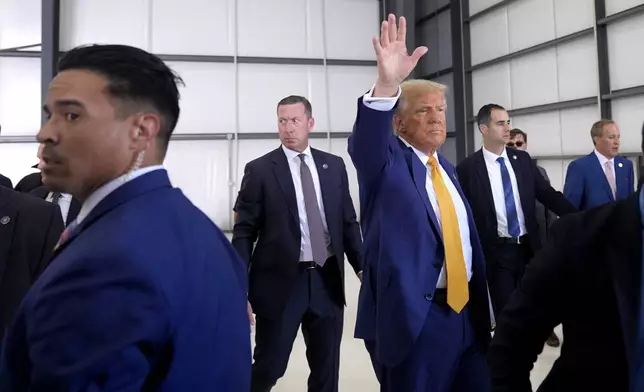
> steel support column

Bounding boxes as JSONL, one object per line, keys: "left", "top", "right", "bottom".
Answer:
{"left": 453, "top": 0, "right": 474, "bottom": 161}
{"left": 594, "top": 0, "right": 612, "bottom": 119}
{"left": 41, "top": 0, "right": 61, "bottom": 125}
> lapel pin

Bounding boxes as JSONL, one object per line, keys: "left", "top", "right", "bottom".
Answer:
{"left": 512, "top": 155, "right": 517, "bottom": 160}
{"left": 618, "top": 162, "right": 623, "bottom": 168}
{"left": 0, "top": 216, "right": 10, "bottom": 225}
{"left": 322, "top": 164, "right": 328, "bottom": 169}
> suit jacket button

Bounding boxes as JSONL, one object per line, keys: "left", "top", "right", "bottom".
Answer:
{"left": 425, "top": 293, "right": 433, "bottom": 301}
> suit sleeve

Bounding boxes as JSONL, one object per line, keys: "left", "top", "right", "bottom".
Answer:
{"left": 26, "top": 255, "right": 170, "bottom": 391}
{"left": 347, "top": 93, "right": 398, "bottom": 185}
{"left": 339, "top": 159, "right": 363, "bottom": 274}
{"left": 488, "top": 216, "right": 578, "bottom": 392}
{"left": 0, "top": 175, "right": 12, "bottom": 189}
{"left": 563, "top": 161, "right": 583, "bottom": 209}
{"left": 536, "top": 166, "right": 558, "bottom": 227}
{"left": 32, "top": 205, "right": 65, "bottom": 282}
{"left": 232, "top": 162, "right": 263, "bottom": 269}
{"left": 533, "top": 159, "right": 577, "bottom": 216}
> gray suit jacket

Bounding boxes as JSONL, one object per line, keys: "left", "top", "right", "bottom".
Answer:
{"left": 535, "top": 165, "right": 557, "bottom": 245}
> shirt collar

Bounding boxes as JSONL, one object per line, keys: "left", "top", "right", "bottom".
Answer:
{"left": 75, "top": 165, "right": 165, "bottom": 224}
{"left": 482, "top": 146, "right": 510, "bottom": 165}
{"left": 282, "top": 144, "right": 312, "bottom": 161}
{"left": 594, "top": 149, "right": 614, "bottom": 166}
{"left": 398, "top": 136, "right": 438, "bottom": 166}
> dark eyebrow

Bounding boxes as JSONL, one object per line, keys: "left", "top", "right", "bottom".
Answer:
{"left": 42, "top": 99, "right": 85, "bottom": 114}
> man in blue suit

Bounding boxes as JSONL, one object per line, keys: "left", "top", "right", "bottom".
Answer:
{"left": 350, "top": 14, "right": 491, "bottom": 392}
{"left": 0, "top": 45, "right": 251, "bottom": 391}
{"left": 564, "top": 119, "right": 635, "bottom": 210}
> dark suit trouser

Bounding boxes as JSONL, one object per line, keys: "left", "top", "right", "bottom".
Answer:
{"left": 378, "top": 303, "right": 490, "bottom": 392}
{"left": 251, "top": 263, "right": 343, "bottom": 392}
{"left": 485, "top": 242, "right": 533, "bottom": 317}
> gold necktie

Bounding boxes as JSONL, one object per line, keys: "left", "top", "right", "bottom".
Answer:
{"left": 428, "top": 156, "right": 469, "bottom": 313}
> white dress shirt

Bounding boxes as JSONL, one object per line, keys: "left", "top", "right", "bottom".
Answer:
{"left": 594, "top": 149, "right": 616, "bottom": 181}
{"left": 281, "top": 145, "right": 333, "bottom": 262}
{"left": 362, "top": 85, "right": 473, "bottom": 287}
{"left": 481, "top": 147, "right": 527, "bottom": 238}
{"left": 75, "top": 165, "right": 165, "bottom": 225}
{"left": 46, "top": 192, "right": 72, "bottom": 225}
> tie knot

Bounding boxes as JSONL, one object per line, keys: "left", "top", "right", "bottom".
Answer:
{"left": 298, "top": 154, "right": 306, "bottom": 163}
{"left": 496, "top": 157, "right": 505, "bottom": 163}
{"left": 51, "top": 192, "right": 62, "bottom": 203}
{"left": 606, "top": 160, "right": 613, "bottom": 168}
{"left": 428, "top": 156, "right": 438, "bottom": 169}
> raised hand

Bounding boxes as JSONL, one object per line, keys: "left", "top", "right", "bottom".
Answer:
{"left": 373, "top": 14, "right": 428, "bottom": 97}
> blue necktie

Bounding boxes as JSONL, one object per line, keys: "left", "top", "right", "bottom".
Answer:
{"left": 497, "top": 157, "right": 521, "bottom": 237}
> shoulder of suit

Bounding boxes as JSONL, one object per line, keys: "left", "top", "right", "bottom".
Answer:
{"left": 245, "top": 149, "right": 278, "bottom": 169}
{"left": 311, "top": 148, "right": 343, "bottom": 162}
{"left": 7, "top": 189, "right": 56, "bottom": 213}
{"left": 457, "top": 150, "right": 478, "bottom": 168}
{"left": 553, "top": 197, "right": 621, "bottom": 243}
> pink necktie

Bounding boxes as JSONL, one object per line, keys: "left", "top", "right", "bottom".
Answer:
{"left": 605, "top": 161, "right": 616, "bottom": 199}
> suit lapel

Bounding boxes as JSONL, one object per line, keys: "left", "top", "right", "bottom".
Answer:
{"left": 614, "top": 157, "right": 627, "bottom": 198}
{"left": 271, "top": 148, "right": 299, "bottom": 225}
{"left": 473, "top": 150, "right": 497, "bottom": 220}
{"left": 401, "top": 143, "right": 443, "bottom": 241}
{"left": 507, "top": 150, "right": 528, "bottom": 209}
{"left": 0, "top": 189, "right": 17, "bottom": 283}
{"left": 311, "top": 149, "right": 334, "bottom": 225}
{"left": 590, "top": 153, "right": 615, "bottom": 201}
{"left": 606, "top": 194, "right": 642, "bottom": 367}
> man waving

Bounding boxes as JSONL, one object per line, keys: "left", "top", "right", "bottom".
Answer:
{"left": 350, "top": 14, "right": 492, "bottom": 392}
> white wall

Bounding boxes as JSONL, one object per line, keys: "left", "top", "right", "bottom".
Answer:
{"left": 468, "top": 0, "right": 644, "bottom": 190}
{"left": 0, "top": 0, "right": 379, "bottom": 229}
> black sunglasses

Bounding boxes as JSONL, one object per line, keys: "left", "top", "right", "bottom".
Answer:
{"left": 507, "top": 141, "right": 524, "bottom": 148}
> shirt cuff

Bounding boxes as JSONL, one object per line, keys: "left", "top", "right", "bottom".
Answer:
{"left": 362, "top": 84, "right": 401, "bottom": 112}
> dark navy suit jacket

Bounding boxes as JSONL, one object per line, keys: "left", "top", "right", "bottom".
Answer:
{"left": 349, "top": 97, "right": 491, "bottom": 368}
{"left": 0, "top": 170, "right": 251, "bottom": 391}
{"left": 564, "top": 152, "right": 635, "bottom": 210}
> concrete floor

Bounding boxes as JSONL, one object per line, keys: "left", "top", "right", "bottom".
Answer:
{"left": 253, "top": 267, "right": 560, "bottom": 391}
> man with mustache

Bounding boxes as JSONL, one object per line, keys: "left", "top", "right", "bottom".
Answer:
{"left": 0, "top": 44, "right": 251, "bottom": 391}
{"left": 563, "top": 120, "right": 634, "bottom": 210}
{"left": 456, "top": 104, "right": 576, "bottom": 318}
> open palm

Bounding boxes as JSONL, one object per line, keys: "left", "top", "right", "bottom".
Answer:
{"left": 373, "top": 14, "right": 428, "bottom": 88}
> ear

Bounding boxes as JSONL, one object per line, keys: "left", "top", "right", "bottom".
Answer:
{"left": 393, "top": 114, "right": 404, "bottom": 134}
{"left": 132, "top": 113, "right": 161, "bottom": 148}
{"left": 307, "top": 116, "right": 315, "bottom": 132}
{"left": 478, "top": 124, "right": 486, "bottom": 134}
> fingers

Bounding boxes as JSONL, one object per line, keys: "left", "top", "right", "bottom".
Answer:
{"left": 410, "top": 46, "right": 429, "bottom": 65}
{"left": 388, "top": 14, "right": 397, "bottom": 45}
{"left": 373, "top": 35, "right": 383, "bottom": 58}
{"left": 397, "top": 16, "right": 406, "bottom": 42}
{"left": 380, "top": 20, "right": 389, "bottom": 48}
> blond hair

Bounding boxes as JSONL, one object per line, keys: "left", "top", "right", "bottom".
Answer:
{"left": 397, "top": 79, "right": 447, "bottom": 114}
{"left": 392, "top": 79, "right": 447, "bottom": 134}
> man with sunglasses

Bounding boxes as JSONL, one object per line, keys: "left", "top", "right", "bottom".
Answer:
{"left": 508, "top": 128, "right": 560, "bottom": 348}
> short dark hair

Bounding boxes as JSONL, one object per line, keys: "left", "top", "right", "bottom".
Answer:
{"left": 510, "top": 128, "right": 527, "bottom": 142}
{"left": 277, "top": 95, "right": 312, "bottom": 118}
{"left": 476, "top": 104, "right": 507, "bottom": 128}
{"left": 57, "top": 44, "right": 184, "bottom": 155}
